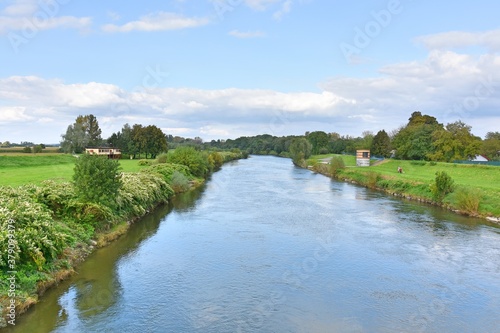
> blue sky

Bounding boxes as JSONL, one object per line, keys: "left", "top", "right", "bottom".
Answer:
{"left": 1, "top": 0, "right": 499, "bottom": 143}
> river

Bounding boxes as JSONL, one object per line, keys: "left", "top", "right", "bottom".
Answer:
{"left": 4, "top": 156, "right": 500, "bottom": 333}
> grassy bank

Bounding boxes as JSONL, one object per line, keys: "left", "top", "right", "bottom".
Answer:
{"left": 0, "top": 150, "right": 246, "bottom": 327}
{"left": 307, "top": 154, "right": 500, "bottom": 219}
{"left": 0, "top": 156, "right": 155, "bottom": 187}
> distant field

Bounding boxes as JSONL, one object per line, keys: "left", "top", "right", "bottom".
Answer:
{"left": 0, "top": 147, "right": 61, "bottom": 155}
{"left": 0, "top": 155, "right": 150, "bottom": 186}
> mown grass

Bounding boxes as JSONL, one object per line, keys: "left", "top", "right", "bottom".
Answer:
{"left": 0, "top": 155, "right": 151, "bottom": 186}
{"left": 307, "top": 155, "right": 500, "bottom": 217}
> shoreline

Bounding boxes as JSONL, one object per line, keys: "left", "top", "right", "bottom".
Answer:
{"left": 303, "top": 161, "right": 500, "bottom": 226}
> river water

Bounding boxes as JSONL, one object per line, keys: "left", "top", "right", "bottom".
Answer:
{"left": 5, "top": 156, "right": 500, "bottom": 333}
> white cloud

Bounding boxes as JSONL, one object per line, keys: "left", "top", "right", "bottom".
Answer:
{"left": 2, "top": 48, "right": 500, "bottom": 142}
{"left": 416, "top": 29, "right": 500, "bottom": 52}
{"left": 101, "top": 12, "right": 210, "bottom": 33}
{"left": 273, "top": 0, "right": 292, "bottom": 20}
{"left": 0, "top": 0, "right": 91, "bottom": 35}
{"left": 228, "top": 29, "right": 266, "bottom": 38}
{"left": 244, "top": 0, "right": 282, "bottom": 11}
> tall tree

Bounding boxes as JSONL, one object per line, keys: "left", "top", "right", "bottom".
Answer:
{"left": 61, "top": 114, "right": 103, "bottom": 153}
{"left": 428, "top": 120, "right": 481, "bottom": 162}
{"left": 307, "top": 131, "right": 329, "bottom": 155}
{"left": 289, "top": 138, "right": 312, "bottom": 165}
{"left": 392, "top": 112, "right": 443, "bottom": 160}
{"left": 371, "top": 130, "right": 392, "bottom": 157}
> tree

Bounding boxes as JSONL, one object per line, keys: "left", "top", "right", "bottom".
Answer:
{"left": 143, "top": 125, "right": 168, "bottom": 159}
{"left": 482, "top": 132, "right": 500, "bottom": 160}
{"left": 22, "top": 146, "right": 32, "bottom": 153}
{"left": 289, "top": 138, "right": 312, "bottom": 165}
{"left": 428, "top": 121, "right": 481, "bottom": 162}
{"left": 392, "top": 112, "right": 443, "bottom": 160}
{"left": 61, "top": 114, "right": 103, "bottom": 153}
{"left": 430, "top": 171, "right": 454, "bottom": 203}
{"left": 371, "top": 130, "right": 391, "bottom": 157}
{"left": 307, "top": 131, "right": 329, "bottom": 155}
{"left": 73, "top": 154, "right": 122, "bottom": 209}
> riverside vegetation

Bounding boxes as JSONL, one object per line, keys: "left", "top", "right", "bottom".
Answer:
{"left": 306, "top": 154, "right": 500, "bottom": 219}
{"left": 0, "top": 147, "right": 245, "bottom": 327}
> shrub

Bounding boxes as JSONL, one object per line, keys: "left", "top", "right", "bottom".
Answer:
{"left": 430, "top": 171, "right": 454, "bottom": 203}
{"left": 329, "top": 156, "right": 345, "bottom": 177}
{"left": 365, "top": 171, "right": 379, "bottom": 189}
{"left": 23, "top": 146, "right": 32, "bottom": 153}
{"left": 73, "top": 154, "right": 122, "bottom": 210}
{"left": 207, "top": 152, "right": 224, "bottom": 171}
{"left": 167, "top": 146, "right": 209, "bottom": 178}
{"left": 455, "top": 187, "right": 481, "bottom": 214}
{"left": 156, "top": 153, "right": 169, "bottom": 164}
{"left": 429, "top": 161, "right": 437, "bottom": 166}
{"left": 141, "top": 163, "right": 192, "bottom": 183}
{"left": 138, "top": 159, "right": 154, "bottom": 166}
{"left": 410, "top": 161, "right": 427, "bottom": 166}
{"left": 170, "top": 171, "right": 190, "bottom": 193}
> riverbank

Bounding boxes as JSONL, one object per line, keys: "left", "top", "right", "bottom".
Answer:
{"left": 0, "top": 150, "right": 246, "bottom": 328}
{"left": 304, "top": 155, "right": 500, "bottom": 224}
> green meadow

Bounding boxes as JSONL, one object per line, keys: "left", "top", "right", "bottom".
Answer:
{"left": 0, "top": 155, "right": 149, "bottom": 187}
{"left": 308, "top": 154, "right": 500, "bottom": 217}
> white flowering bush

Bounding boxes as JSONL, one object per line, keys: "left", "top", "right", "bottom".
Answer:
{"left": 0, "top": 186, "right": 68, "bottom": 271}
{"left": 117, "top": 173, "right": 173, "bottom": 217}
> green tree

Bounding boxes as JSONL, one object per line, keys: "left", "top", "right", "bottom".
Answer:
{"left": 371, "top": 130, "right": 391, "bottom": 157}
{"left": 392, "top": 112, "right": 443, "bottom": 160}
{"left": 307, "top": 131, "right": 329, "bottom": 155}
{"left": 289, "top": 138, "right": 312, "bottom": 165}
{"left": 428, "top": 121, "right": 481, "bottom": 162}
{"left": 481, "top": 132, "right": 500, "bottom": 160}
{"left": 143, "top": 125, "right": 168, "bottom": 159}
{"left": 73, "top": 154, "right": 122, "bottom": 209}
{"left": 61, "top": 114, "right": 103, "bottom": 153}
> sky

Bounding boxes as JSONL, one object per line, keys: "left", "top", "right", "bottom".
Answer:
{"left": 0, "top": 0, "right": 499, "bottom": 144}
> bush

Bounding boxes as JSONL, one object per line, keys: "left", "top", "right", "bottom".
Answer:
{"left": 23, "top": 146, "right": 32, "bottom": 153}
{"left": 167, "top": 146, "right": 209, "bottom": 178}
{"left": 429, "top": 161, "right": 437, "bottom": 166}
{"left": 170, "top": 171, "right": 190, "bottom": 193}
{"left": 455, "top": 187, "right": 481, "bottom": 214}
{"left": 138, "top": 159, "right": 154, "bottom": 166}
{"left": 207, "top": 152, "right": 224, "bottom": 171}
{"left": 430, "top": 171, "right": 454, "bottom": 203}
{"left": 329, "top": 156, "right": 345, "bottom": 177}
{"left": 410, "top": 161, "right": 427, "bottom": 166}
{"left": 365, "top": 171, "right": 379, "bottom": 189}
{"left": 156, "top": 153, "right": 169, "bottom": 164}
{"left": 73, "top": 154, "right": 122, "bottom": 210}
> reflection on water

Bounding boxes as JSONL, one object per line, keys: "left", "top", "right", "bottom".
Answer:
{"left": 4, "top": 156, "right": 500, "bottom": 333}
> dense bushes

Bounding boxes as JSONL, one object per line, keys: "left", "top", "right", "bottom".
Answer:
{"left": 329, "top": 156, "right": 345, "bottom": 176}
{"left": 430, "top": 171, "right": 455, "bottom": 203}
{"left": 167, "top": 147, "right": 209, "bottom": 178}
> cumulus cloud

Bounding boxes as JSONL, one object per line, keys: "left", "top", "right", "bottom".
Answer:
{"left": 2, "top": 47, "right": 500, "bottom": 142}
{"left": 416, "top": 29, "right": 500, "bottom": 52}
{"left": 0, "top": 0, "right": 91, "bottom": 35}
{"left": 101, "top": 12, "right": 210, "bottom": 33}
{"left": 228, "top": 30, "right": 266, "bottom": 38}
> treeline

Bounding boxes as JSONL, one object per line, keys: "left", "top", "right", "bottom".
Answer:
{"left": 200, "top": 112, "right": 500, "bottom": 163}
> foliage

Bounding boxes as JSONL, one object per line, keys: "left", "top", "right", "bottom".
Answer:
{"left": 365, "top": 171, "right": 379, "bottom": 189}
{"left": 117, "top": 172, "right": 173, "bottom": 217}
{"left": 289, "top": 138, "right": 312, "bottom": 165}
{"left": 138, "top": 159, "right": 155, "bottom": 166}
{"left": 207, "top": 152, "right": 224, "bottom": 171}
{"left": 33, "top": 145, "right": 43, "bottom": 154}
{"left": 170, "top": 171, "right": 190, "bottom": 193}
{"left": 166, "top": 146, "right": 209, "bottom": 178}
{"left": 22, "top": 146, "right": 32, "bottom": 153}
{"left": 141, "top": 163, "right": 193, "bottom": 183}
{"left": 428, "top": 121, "right": 481, "bottom": 162}
{"left": 0, "top": 186, "right": 68, "bottom": 270}
{"left": 371, "top": 130, "right": 392, "bottom": 157}
{"left": 481, "top": 132, "right": 500, "bottom": 161}
{"left": 329, "top": 156, "right": 345, "bottom": 177}
{"left": 307, "top": 131, "right": 329, "bottom": 155}
{"left": 430, "top": 171, "right": 455, "bottom": 202}
{"left": 61, "top": 114, "right": 103, "bottom": 153}
{"left": 73, "top": 154, "right": 122, "bottom": 209}
{"left": 454, "top": 187, "right": 481, "bottom": 214}
{"left": 156, "top": 153, "right": 169, "bottom": 164}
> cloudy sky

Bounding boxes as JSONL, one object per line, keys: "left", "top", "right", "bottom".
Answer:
{"left": 1, "top": 0, "right": 499, "bottom": 144}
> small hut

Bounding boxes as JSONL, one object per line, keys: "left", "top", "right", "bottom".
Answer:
{"left": 356, "top": 150, "right": 370, "bottom": 167}
{"left": 85, "top": 147, "right": 122, "bottom": 159}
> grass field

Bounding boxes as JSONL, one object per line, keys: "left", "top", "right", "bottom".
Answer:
{"left": 308, "top": 154, "right": 500, "bottom": 216}
{"left": 0, "top": 155, "right": 150, "bottom": 186}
